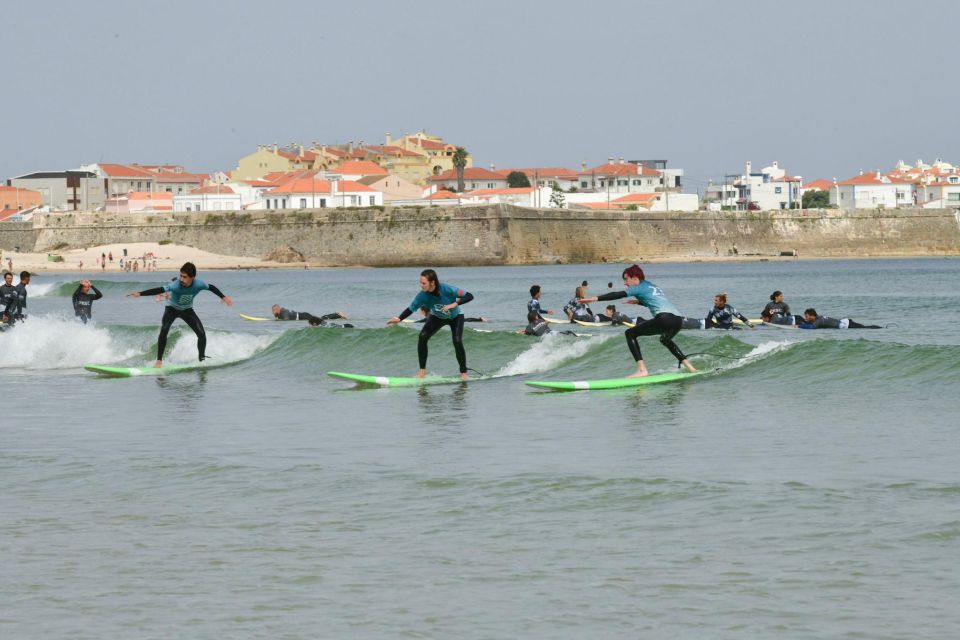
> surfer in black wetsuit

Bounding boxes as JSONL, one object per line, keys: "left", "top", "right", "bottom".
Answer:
{"left": 271, "top": 305, "right": 351, "bottom": 327}
{"left": 527, "top": 285, "right": 553, "bottom": 320}
{"left": 0, "top": 271, "right": 17, "bottom": 325}
{"left": 72, "top": 279, "right": 103, "bottom": 323}
{"left": 798, "top": 308, "right": 881, "bottom": 329}
{"left": 761, "top": 290, "right": 791, "bottom": 322}
{"left": 706, "top": 293, "right": 754, "bottom": 329}
{"left": 596, "top": 304, "right": 634, "bottom": 325}
{"left": 516, "top": 312, "right": 577, "bottom": 336}
{"left": 412, "top": 307, "right": 485, "bottom": 323}
{"left": 126, "top": 262, "right": 232, "bottom": 367}
{"left": 2, "top": 271, "right": 30, "bottom": 325}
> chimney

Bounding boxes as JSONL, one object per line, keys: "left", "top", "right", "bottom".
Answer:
{"left": 859, "top": 169, "right": 864, "bottom": 176}
{"left": 619, "top": 157, "right": 625, "bottom": 164}
{"left": 607, "top": 156, "right": 614, "bottom": 165}
{"left": 581, "top": 160, "right": 587, "bottom": 171}
{"left": 299, "top": 145, "right": 305, "bottom": 156}
{"left": 273, "top": 144, "right": 278, "bottom": 154}
{"left": 876, "top": 171, "right": 882, "bottom": 180}
{"left": 746, "top": 161, "right": 752, "bottom": 175}
{"left": 490, "top": 164, "right": 496, "bottom": 171}
{"left": 385, "top": 131, "right": 392, "bottom": 145}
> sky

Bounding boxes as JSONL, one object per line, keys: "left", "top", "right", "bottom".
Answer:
{"left": 4, "top": 0, "right": 958, "bottom": 194}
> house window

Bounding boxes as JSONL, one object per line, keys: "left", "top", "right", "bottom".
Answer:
{"left": 581, "top": 181, "right": 588, "bottom": 188}
{"left": 487, "top": 183, "right": 494, "bottom": 188}
{"left": 632, "top": 180, "right": 640, "bottom": 185}
{"left": 300, "top": 198, "right": 307, "bottom": 208}
{"left": 369, "top": 196, "right": 375, "bottom": 205}
{"left": 320, "top": 198, "right": 326, "bottom": 207}
{"left": 618, "top": 180, "right": 627, "bottom": 186}
{"left": 282, "top": 198, "right": 287, "bottom": 208}
{"left": 775, "top": 187, "right": 782, "bottom": 194}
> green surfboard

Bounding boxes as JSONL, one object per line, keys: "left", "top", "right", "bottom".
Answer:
{"left": 85, "top": 363, "right": 204, "bottom": 377}
{"left": 327, "top": 371, "right": 473, "bottom": 387}
{"left": 526, "top": 370, "right": 705, "bottom": 391}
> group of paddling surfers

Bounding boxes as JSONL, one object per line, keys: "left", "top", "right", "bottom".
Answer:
{"left": 4, "top": 262, "right": 881, "bottom": 378}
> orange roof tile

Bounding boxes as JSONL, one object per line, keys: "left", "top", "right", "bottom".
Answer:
{"left": 265, "top": 176, "right": 375, "bottom": 194}
{"left": 837, "top": 173, "right": 892, "bottom": 186}
{"left": 99, "top": 163, "right": 156, "bottom": 178}
{"left": 612, "top": 192, "right": 660, "bottom": 203}
{"left": 153, "top": 171, "right": 206, "bottom": 183}
{"left": 803, "top": 178, "right": 833, "bottom": 191}
{"left": 427, "top": 190, "right": 460, "bottom": 200}
{"left": 366, "top": 145, "right": 425, "bottom": 158}
{"left": 585, "top": 162, "right": 661, "bottom": 177}
{"left": 429, "top": 167, "right": 505, "bottom": 182}
{"left": 334, "top": 160, "right": 388, "bottom": 176}
{"left": 498, "top": 167, "right": 579, "bottom": 180}
{"left": 189, "top": 186, "right": 235, "bottom": 195}
{"left": 127, "top": 191, "right": 173, "bottom": 200}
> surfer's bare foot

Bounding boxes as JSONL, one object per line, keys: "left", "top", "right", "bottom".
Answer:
{"left": 626, "top": 363, "right": 649, "bottom": 378}
{"left": 460, "top": 372, "right": 469, "bottom": 381}
{"left": 414, "top": 369, "right": 427, "bottom": 379}
{"left": 153, "top": 360, "right": 163, "bottom": 368}
{"left": 681, "top": 359, "right": 697, "bottom": 373}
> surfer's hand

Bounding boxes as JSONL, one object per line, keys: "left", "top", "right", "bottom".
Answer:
{"left": 387, "top": 317, "right": 402, "bottom": 325}
{"left": 221, "top": 296, "right": 233, "bottom": 307}
{"left": 126, "top": 292, "right": 140, "bottom": 297}
{"left": 441, "top": 303, "right": 457, "bottom": 312}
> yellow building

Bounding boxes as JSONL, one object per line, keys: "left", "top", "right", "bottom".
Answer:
{"left": 365, "top": 131, "right": 473, "bottom": 185}
{"left": 232, "top": 144, "right": 319, "bottom": 181}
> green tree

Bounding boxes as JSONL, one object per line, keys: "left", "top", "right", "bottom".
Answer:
{"left": 506, "top": 171, "right": 531, "bottom": 188}
{"left": 452, "top": 147, "right": 469, "bottom": 193}
{"left": 802, "top": 189, "right": 830, "bottom": 209}
{"left": 549, "top": 182, "right": 566, "bottom": 208}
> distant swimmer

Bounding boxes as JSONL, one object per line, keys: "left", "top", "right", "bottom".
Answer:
{"left": 798, "top": 308, "right": 881, "bottom": 330}
{"left": 564, "top": 285, "right": 599, "bottom": 322}
{"left": 516, "top": 311, "right": 578, "bottom": 336}
{"left": 271, "top": 305, "right": 352, "bottom": 327}
{"left": 126, "top": 261, "right": 233, "bottom": 368}
{"left": 412, "top": 307, "right": 485, "bottom": 323}
{"left": 705, "top": 293, "right": 754, "bottom": 329}
{"left": 72, "top": 279, "right": 103, "bottom": 324}
{"left": 579, "top": 264, "right": 696, "bottom": 378}
{"left": 762, "top": 290, "right": 791, "bottom": 322}
{"left": 386, "top": 268, "right": 474, "bottom": 381}
{"left": 527, "top": 285, "right": 553, "bottom": 319}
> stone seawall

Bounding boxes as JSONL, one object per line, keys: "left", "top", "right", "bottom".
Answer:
{"left": 2, "top": 206, "right": 958, "bottom": 265}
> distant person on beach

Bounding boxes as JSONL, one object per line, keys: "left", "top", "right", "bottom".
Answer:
{"left": 126, "top": 261, "right": 233, "bottom": 367}
{"left": 386, "top": 268, "right": 474, "bottom": 381}
{"left": 578, "top": 264, "right": 697, "bottom": 378}
{"left": 798, "top": 308, "right": 881, "bottom": 330}
{"left": 271, "top": 305, "right": 351, "bottom": 327}
{"left": 705, "top": 293, "right": 754, "bottom": 329}
{"left": 527, "top": 285, "right": 553, "bottom": 319}
{"left": 72, "top": 279, "right": 103, "bottom": 323}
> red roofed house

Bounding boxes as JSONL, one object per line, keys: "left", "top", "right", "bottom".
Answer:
{"left": 334, "top": 160, "right": 389, "bottom": 181}
{"left": 105, "top": 191, "right": 173, "bottom": 213}
{"left": 462, "top": 187, "right": 536, "bottom": 207}
{"left": 260, "top": 171, "right": 383, "bottom": 209}
{"left": 577, "top": 159, "right": 665, "bottom": 195}
{"left": 89, "top": 163, "right": 157, "bottom": 199}
{"left": 496, "top": 167, "right": 579, "bottom": 191}
{"left": 0, "top": 185, "right": 42, "bottom": 211}
{"left": 832, "top": 171, "right": 910, "bottom": 209}
{"left": 355, "top": 173, "right": 425, "bottom": 202}
{"left": 174, "top": 185, "right": 242, "bottom": 212}
{"left": 428, "top": 167, "right": 507, "bottom": 192}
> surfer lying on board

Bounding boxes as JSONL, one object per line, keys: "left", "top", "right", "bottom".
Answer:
{"left": 515, "top": 311, "right": 578, "bottom": 336}
{"left": 759, "top": 309, "right": 804, "bottom": 326}
{"left": 386, "top": 269, "right": 474, "bottom": 381}
{"left": 706, "top": 293, "right": 755, "bottom": 329}
{"left": 798, "top": 308, "right": 881, "bottom": 329}
{"left": 412, "top": 307, "right": 485, "bottom": 323}
{"left": 271, "top": 305, "right": 351, "bottom": 327}
{"left": 595, "top": 304, "right": 634, "bottom": 325}
{"left": 127, "top": 262, "right": 233, "bottom": 367}
{"left": 578, "top": 264, "right": 696, "bottom": 378}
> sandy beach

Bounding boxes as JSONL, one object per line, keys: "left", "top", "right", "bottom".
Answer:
{"left": 0, "top": 242, "right": 308, "bottom": 275}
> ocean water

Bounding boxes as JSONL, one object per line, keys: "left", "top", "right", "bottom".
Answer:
{"left": 2, "top": 258, "right": 959, "bottom": 639}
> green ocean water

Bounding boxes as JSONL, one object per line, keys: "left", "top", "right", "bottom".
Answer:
{"left": 2, "top": 258, "right": 958, "bottom": 638}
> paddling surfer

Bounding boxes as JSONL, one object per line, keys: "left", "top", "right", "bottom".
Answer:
{"left": 126, "top": 262, "right": 232, "bottom": 367}
{"left": 578, "top": 264, "right": 696, "bottom": 378}
{"left": 271, "top": 305, "right": 350, "bottom": 326}
{"left": 387, "top": 269, "right": 474, "bottom": 381}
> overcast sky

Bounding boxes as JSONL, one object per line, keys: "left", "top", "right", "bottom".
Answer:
{"left": 5, "top": 0, "right": 958, "bottom": 193}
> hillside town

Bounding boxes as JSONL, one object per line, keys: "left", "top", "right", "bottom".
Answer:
{"left": 3, "top": 130, "right": 959, "bottom": 221}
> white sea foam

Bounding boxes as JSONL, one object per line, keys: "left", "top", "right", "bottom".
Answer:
{"left": 23, "top": 282, "right": 57, "bottom": 297}
{"left": 496, "top": 333, "right": 611, "bottom": 376}
{"left": 164, "top": 329, "right": 276, "bottom": 365}
{"left": 722, "top": 339, "right": 797, "bottom": 371}
{"left": 0, "top": 316, "right": 140, "bottom": 369}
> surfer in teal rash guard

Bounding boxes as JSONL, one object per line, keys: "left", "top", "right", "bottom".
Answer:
{"left": 578, "top": 264, "right": 696, "bottom": 378}
{"left": 126, "top": 262, "right": 233, "bottom": 367}
{"left": 386, "top": 269, "right": 474, "bottom": 381}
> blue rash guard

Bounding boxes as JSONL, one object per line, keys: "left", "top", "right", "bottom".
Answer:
{"left": 163, "top": 278, "right": 211, "bottom": 310}
{"left": 404, "top": 283, "right": 471, "bottom": 320}
{"left": 624, "top": 280, "right": 680, "bottom": 316}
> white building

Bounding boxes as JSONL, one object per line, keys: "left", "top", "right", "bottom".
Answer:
{"left": 732, "top": 161, "right": 802, "bottom": 210}
{"left": 831, "top": 171, "right": 912, "bottom": 209}
{"left": 576, "top": 159, "right": 664, "bottom": 194}
{"left": 174, "top": 186, "right": 242, "bottom": 212}
{"left": 261, "top": 172, "right": 383, "bottom": 209}
{"left": 495, "top": 167, "right": 580, "bottom": 192}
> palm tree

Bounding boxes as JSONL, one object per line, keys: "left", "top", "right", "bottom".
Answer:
{"left": 452, "top": 147, "right": 468, "bottom": 193}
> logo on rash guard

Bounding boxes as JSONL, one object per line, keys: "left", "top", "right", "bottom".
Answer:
{"left": 178, "top": 294, "right": 195, "bottom": 305}
{"left": 433, "top": 302, "right": 451, "bottom": 317}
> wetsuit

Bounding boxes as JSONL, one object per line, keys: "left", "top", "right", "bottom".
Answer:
{"left": 275, "top": 308, "right": 349, "bottom": 327}
{"left": 0, "top": 282, "right": 17, "bottom": 323}
{"left": 596, "top": 280, "right": 688, "bottom": 364}
{"left": 563, "top": 298, "right": 596, "bottom": 322}
{"left": 596, "top": 311, "right": 634, "bottom": 325}
{"left": 4, "top": 282, "right": 28, "bottom": 323}
{"left": 798, "top": 315, "right": 881, "bottom": 329}
{"left": 706, "top": 304, "right": 753, "bottom": 329}
{"left": 762, "top": 300, "right": 791, "bottom": 321}
{"left": 527, "top": 298, "right": 550, "bottom": 319}
{"left": 136, "top": 278, "right": 228, "bottom": 361}
{"left": 72, "top": 284, "right": 103, "bottom": 323}
{"left": 522, "top": 318, "right": 577, "bottom": 337}
{"left": 764, "top": 314, "right": 804, "bottom": 326}
{"left": 415, "top": 316, "right": 483, "bottom": 323}
{"left": 396, "top": 283, "right": 474, "bottom": 373}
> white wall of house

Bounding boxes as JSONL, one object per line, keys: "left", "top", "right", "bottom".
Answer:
{"left": 831, "top": 184, "right": 899, "bottom": 209}
{"left": 173, "top": 192, "right": 243, "bottom": 212}
{"left": 259, "top": 191, "right": 383, "bottom": 210}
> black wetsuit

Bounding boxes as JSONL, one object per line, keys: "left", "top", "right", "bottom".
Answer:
{"left": 799, "top": 315, "right": 881, "bottom": 329}
{"left": 762, "top": 301, "right": 791, "bottom": 321}
{"left": 276, "top": 307, "right": 349, "bottom": 326}
{"left": 3, "top": 282, "right": 27, "bottom": 323}
{"left": 706, "top": 304, "right": 752, "bottom": 329}
{"left": 527, "top": 298, "right": 549, "bottom": 319}
{"left": 596, "top": 311, "right": 634, "bottom": 325}
{"left": 415, "top": 316, "right": 483, "bottom": 323}
{"left": 563, "top": 298, "right": 596, "bottom": 322}
{"left": 72, "top": 284, "right": 103, "bottom": 323}
{"left": 137, "top": 282, "right": 227, "bottom": 361}
{"left": 0, "top": 283, "right": 17, "bottom": 323}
